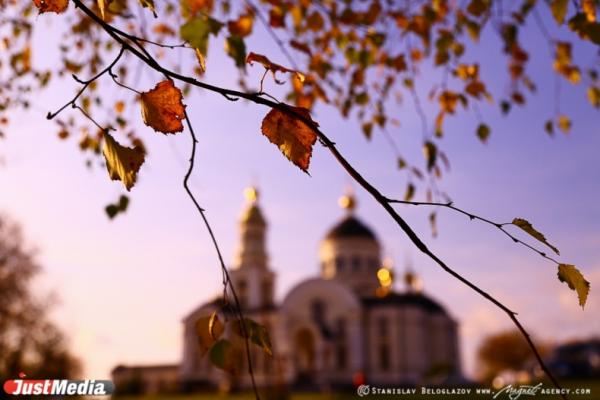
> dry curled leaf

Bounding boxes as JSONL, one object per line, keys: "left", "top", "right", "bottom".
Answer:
{"left": 557, "top": 264, "right": 590, "bottom": 308}
{"left": 246, "top": 52, "right": 305, "bottom": 84}
{"left": 512, "top": 218, "right": 560, "bottom": 255}
{"left": 140, "top": 80, "right": 186, "bottom": 134}
{"left": 261, "top": 106, "right": 318, "bottom": 172}
{"left": 195, "top": 312, "right": 224, "bottom": 356}
{"left": 33, "top": 0, "right": 69, "bottom": 14}
{"left": 102, "top": 132, "right": 145, "bottom": 191}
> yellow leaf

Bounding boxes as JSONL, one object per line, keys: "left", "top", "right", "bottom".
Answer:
{"left": 102, "top": 132, "right": 145, "bottom": 191}
{"left": 587, "top": 86, "right": 600, "bottom": 108}
{"left": 557, "top": 115, "right": 571, "bottom": 133}
{"left": 140, "top": 80, "right": 186, "bottom": 134}
{"left": 557, "top": 264, "right": 590, "bottom": 308}
{"left": 550, "top": 0, "right": 569, "bottom": 25}
{"left": 227, "top": 14, "right": 253, "bottom": 37}
{"left": 195, "top": 312, "right": 224, "bottom": 356}
{"left": 114, "top": 101, "right": 125, "bottom": 114}
{"left": 582, "top": 0, "right": 597, "bottom": 22}
{"left": 261, "top": 106, "right": 318, "bottom": 172}
{"left": 404, "top": 183, "right": 415, "bottom": 201}
{"left": 512, "top": 218, "right": 560, "bottom": 255}
{"left": 33, "top": 0, "right": 69, "bottom": 14}
{"left": 194, "top": 48, "right": 206, "bottom": 74}
{"left": 98, "top": 0, "right": 112, "bottom": 19}
{"left": 137, "top": 0, "right": 157, "bottom": 17}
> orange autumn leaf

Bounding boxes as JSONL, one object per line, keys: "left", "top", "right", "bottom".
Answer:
{"left": 228, "top": 14, "right": 253, "bottom": 37}
{"left": 33, "top": 0, "right": 69, "bottom": 13}
{"left": 246, "top": 52, "right": 305, "bottom": 84}
{"left": 102, "top": 132, "right": 145, "bottom": 191}
{"left": 140, "top": 80, "right": 186, "bottom": 134}
{"left": 261, "top": 106, "right": 318, "bottom": 172}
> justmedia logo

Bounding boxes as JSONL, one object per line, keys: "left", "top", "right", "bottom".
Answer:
{"left": 357, "top": 384, "right": 371, "bottom": 397}
{"left": 3, "top": 373, "right": 114, "bottom": 396}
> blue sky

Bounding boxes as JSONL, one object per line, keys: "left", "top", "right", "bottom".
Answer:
{"left": 0, "top": 4, "right": 598, "bottom": 380}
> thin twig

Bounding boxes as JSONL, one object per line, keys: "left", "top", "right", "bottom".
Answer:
{"left": 46, "top": 46, "right": 125, "bottom": 120}
{"left": 182, "top": 110, "right": 261, "bottom": 400}
{"left": 385, "top": 198, "right": 561, "bottom": 264}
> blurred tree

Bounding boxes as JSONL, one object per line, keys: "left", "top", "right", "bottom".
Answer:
{"left": 0, "top": 215, "right": 80, "bottom": 380}
{"left": 477, "top": 330, "right": 550, "bottom": 382}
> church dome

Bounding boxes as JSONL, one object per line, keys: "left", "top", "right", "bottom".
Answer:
{"left": 325, "top": 215, "right": 377, "bottom": 241}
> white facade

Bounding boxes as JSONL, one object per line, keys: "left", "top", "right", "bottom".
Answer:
{"left": 178, "top": 189, "right": 462, "bottom": 391}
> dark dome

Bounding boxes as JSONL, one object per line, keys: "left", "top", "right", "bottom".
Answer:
{"left": 326, "top": 216, "right": 377, "bottom": 240}
{"left": 362, "top": 292, "right": 447, "bottom": 314}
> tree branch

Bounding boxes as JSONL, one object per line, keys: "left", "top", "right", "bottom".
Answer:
{"left": 182, "top": 110, "right": 261, "bottom": 399}
{"left": 70, "top": 1, "right": 566, "bottom": 397}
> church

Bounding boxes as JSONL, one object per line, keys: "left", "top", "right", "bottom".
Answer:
{"left": 112, "top": 188, "right": 462, "bottom": 394}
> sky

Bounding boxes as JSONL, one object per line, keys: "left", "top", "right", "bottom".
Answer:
{"left": 0, "top": 4, "right": 599, "bottom": 381}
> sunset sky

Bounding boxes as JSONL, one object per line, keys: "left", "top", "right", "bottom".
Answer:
{"left": 0, "top": 5, "right": 598, "bottom": 381}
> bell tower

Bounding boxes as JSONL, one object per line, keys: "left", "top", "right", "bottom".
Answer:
{"left": 229, "top": 187, "right": 276, "bottom": 310}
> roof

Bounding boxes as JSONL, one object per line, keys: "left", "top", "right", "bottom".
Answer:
{"left": 325, "top": 215, "right": 377, "bottom": 240}
{"left": 362, "top": 292, "right": 448, "bottom": 314}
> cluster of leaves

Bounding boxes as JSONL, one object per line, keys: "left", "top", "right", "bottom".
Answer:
{"left": 2, "top": 0, "right": 597, "bottom": 206}
{"left": 195, "top": 311, "right": 272, "bottom": 373}
{"left": 512, "top": 217, "right": 589, "bottom": 307}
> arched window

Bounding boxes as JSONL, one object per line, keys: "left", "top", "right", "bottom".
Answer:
{"left": 260, "top": 279, "right": 272, "bottom": 307}
{"left": 377, "top": 316, "right": 390, "bottom": 371}
{"left": 379, "top": 344, "right": 390, "bottom": 371}
{"left": 335, "top": 318, "right": 347, "bottom": 369}
{"left": 237, "top": 279, "right": 247, "bottom": 308}
{"left": 311, "top": 299, "right": 326, "bottom": 324}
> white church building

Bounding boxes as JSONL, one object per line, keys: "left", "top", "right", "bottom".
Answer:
{"left": 113, "top": 188, "right": 462, "bottom": 393}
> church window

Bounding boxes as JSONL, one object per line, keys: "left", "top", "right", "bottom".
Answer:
{"left": 369, "top": 257, "right": 379, "bottom": 270}
{"left": 335, "top": 318, "right": 348, "bottom": 369}
{"left": 336, "top": 256, "right": 346, "bottom": 272}
{"left": 379, "top": 344, "right": 390, "bottom": 371}
{"left": 238, "top": 279, "right": 247, "bottom": 308}
{"left": 336, "top": 344, "right": 347, "bottom": 370}
{"left": 377, "top": 316, "right": 389, "bottom": 337}
{"left": 311, "top": 300, "right": 326, "bottom": 324}
{"left": 336, "top": 318, "right": 347, "bottom": 337}
{"left": 351, "top": 256, "right": 361, "bottom": 271}
{"left": 261, "top": 279, "right": 272, "bottom": 307}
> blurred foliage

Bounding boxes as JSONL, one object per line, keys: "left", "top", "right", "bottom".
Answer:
{"left": 0, "top": 215, "right": 80, "bottom": 380}
{"left": 477, "top": 329, "right": 549, "bottom": 382}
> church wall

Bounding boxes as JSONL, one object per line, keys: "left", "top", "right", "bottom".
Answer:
{"left": 319, "top": 238, "right": 381, "bottom": 296}
{"left": 365, "top": 307, "right": 403, "bottom": 385}
{"left": 402, "top": 307, "right": 429, "bottom": 383}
